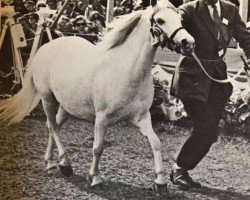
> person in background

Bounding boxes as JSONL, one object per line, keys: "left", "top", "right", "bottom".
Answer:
{"left": 170, "top": 0, "right": 250, "bottom": 189}
{"left": 23, "top": 0, "right": 36, "bottom": 13}
{"left": 57, "top": 15, "right": 71, "bottom": 32}
{"left": 56, "top": 0, "right": 63, "bottom": 10}
{"left": 121, "top": 0, "right": 133, "bottom": 14}
{"left": 85, "top": 0, "right": 106, "bottom": 21}
{"left": 89, "top": 10, "right": 105, "bottom": 33}
{"left": 28, "top": 12, "right": 39, "bottom": 32}
{"left": 74, "top": 16, "right": 88, "bottom": 34}
{"left": 86, "top": 21, "right": 99, "bottom": 34}
{"left": 74, "top": 0, "right": 89, "bottom": 16}
{"left": 35, "top": 0, "right": 47, "bottom": 11}
{"left": 63, "top": 21, "right": 74, "bottom": 33}
{"left": 114, "top": 0, "right": 125, "bottom": 17}
{"left": 63, "top": 1, "right": 79, "bottom": 19}
{"left": 47, "top": 0, "right": 57, "bottom": 10}
{"left": 17, "top": 15, "right": 35, "bottom": 66}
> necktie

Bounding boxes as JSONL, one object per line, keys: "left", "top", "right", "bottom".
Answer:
{"left": 211, "top": 4, "right": 229, "bottom": 43}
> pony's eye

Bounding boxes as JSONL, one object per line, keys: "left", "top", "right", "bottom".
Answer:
{"left": 156, "top": 18, "right": 165, "bottom": 25}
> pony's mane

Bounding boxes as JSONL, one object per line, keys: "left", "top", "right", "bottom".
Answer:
{"left": 98, "top": 11, "right": 144, "bottom": 51}
{"left": 97, "top": 0, "right": 177, "bottom": 51}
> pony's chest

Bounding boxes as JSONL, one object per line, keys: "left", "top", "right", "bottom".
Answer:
{"left": 105, "top": 84, "right": 154, "bottom": 119}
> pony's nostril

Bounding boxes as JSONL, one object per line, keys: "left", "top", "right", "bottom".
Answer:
{"left": 181, "top": 39, "right": 189, "bottom": 46}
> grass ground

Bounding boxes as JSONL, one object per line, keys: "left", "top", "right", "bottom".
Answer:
{"left": 0, "top": 109, "right": 250, "bottom": 200}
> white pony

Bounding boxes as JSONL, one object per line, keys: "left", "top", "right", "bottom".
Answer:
{"left": 0, "top": 0, "right": 194, "bottom": 188}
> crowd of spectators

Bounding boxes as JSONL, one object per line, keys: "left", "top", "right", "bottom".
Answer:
{"left": 12, "top": 0, "right": 138, "bottom": 41}
{"left": 0, "top": 0, "right": 246, "bottom": 94}
{"left": 2, "top": 0, "right": 242, "bottom": 46}
{"left": 0, "top": 0, "right": 137, "bottom": 66}
{"left": 0, "top": 0, "right": 244, "bottom": 62}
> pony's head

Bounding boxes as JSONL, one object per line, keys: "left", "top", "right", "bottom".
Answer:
{"left": 150, "top": 0, "right": 195, "bottom": 54}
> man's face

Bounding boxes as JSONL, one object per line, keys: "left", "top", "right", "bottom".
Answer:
{"left": 116, "top": 0, "right": 121, "bottom": 6}
{"left": 65, "top": 4, "right": 73, "bottom": 13}
{"left": 204, "top": 0, "right": 218, "bottom": 5}
{"left": 24, "top": 3, "right": 35, "bottom": 12}
{"left": 93, "top": 0, "right": 100, "bottom": 6}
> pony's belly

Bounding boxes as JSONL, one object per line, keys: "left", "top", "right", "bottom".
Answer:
{"left": 64, "top": 103, "right": 96, "bottom": 121}
{"left": 53, "top": 91, "right": 96, "bottom": 121}
{"left": 104, "top": 99, "right": 152, "bottom": 125}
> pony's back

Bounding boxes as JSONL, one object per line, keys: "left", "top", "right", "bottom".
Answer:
{"left": 30, "top": 36, "right": 97, "bottom": 87}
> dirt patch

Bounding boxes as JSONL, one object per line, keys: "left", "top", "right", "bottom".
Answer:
{"left": 0, "top": 112, "right": 250, "bottom": 200}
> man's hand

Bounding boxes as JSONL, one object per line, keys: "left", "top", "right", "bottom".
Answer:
{"left": 240, "top": 56, "right": 250, "bottom": 70}
{"left": 246, "top": 59, "right": 250, "bottom": 70}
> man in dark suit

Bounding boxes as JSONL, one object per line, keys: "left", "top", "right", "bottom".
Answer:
{"left": 170, "top": 0, "right": 250, "bottom": 188}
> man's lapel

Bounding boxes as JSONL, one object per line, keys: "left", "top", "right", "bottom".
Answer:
{"left": 197, "top": 0, "right": 218, "bottom": 40}
{"left": 219, "top": 1, "right": 230, "bottom": 42}
{"left": 220, "top": 0, "right": 230, "bottom": 24}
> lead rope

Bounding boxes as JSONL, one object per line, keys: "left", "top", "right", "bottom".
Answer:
{"left": 240, "top": 55, "right": 250, "bottom": 88}
{"left": 191, "top": 51, "right": 245, "bottom": 83}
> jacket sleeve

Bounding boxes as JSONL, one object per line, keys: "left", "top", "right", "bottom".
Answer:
{"left": 178, "top": 4, "right": 193, "bottom": 35}
{"left": 232, "top": 7, "right": 250, "bottom": 59}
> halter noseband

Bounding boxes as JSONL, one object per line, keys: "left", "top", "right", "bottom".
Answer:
{"left": 150, "top": 13, "right": 185, "bottom": 50}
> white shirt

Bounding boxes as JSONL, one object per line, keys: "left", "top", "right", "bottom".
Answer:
{"left": 207, "top": 0, "right": 221, "bottom": 18}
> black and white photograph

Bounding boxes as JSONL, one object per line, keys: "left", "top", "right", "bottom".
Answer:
{"left": 0, "top": 0, "right": 249, "bottom": 199}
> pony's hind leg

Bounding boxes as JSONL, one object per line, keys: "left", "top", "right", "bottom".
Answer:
{"left": 56, "top": 105, "right": 69, "bottom": 129}
{"left": 42, "top": 97, "right": 72, "bottom": 176}
{"left": 132, "top": 112, "right": 167, "bottom": 187}
{"left": 44, "top": 126, "right": 57, "bottom": 170}
{"left": 88, "top": 113, "right": 108, "bottom": 187}
{"left": 45, "top": 105, "right": 70, "bottom": 170}
{"left": 44, "top": 105, "right": 69, "bottom": 170}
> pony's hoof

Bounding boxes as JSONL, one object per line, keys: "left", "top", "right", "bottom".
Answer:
{"left": 59, "top": 164, "right": 73, "bottom": 177}
{"left": 90, "top": 182, "right": 104, "bottom": 190}
{"left": 86, "top": 174, "right": 103, "bottom": 189}
{"left": 153, "top": 183, "right": 168, "bottom": 194}
{"left": 46, "top": 160, "right": 57, "bottom": 171}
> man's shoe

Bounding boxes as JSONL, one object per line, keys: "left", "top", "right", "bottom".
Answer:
{"left": 170, "top": 165, "right": 201, "bottom": 188}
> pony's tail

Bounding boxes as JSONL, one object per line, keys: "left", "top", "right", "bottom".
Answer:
{"left": 0, "top": 71, "right": 40, "bottom": 126}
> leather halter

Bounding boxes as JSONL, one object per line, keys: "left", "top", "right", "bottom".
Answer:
{"left": 150, "top": 14, "right": 185, "bottom": 50}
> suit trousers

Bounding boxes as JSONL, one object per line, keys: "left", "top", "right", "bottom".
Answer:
{"left": 176, "top": 81, "right": 230, "bottom": 170}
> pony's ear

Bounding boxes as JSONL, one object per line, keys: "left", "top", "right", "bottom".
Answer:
{"left": 151, "top": 0, "right": 157, "bottom": 7}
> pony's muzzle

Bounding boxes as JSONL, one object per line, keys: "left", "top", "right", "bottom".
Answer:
{"left": 174, "top": 29, "right": 194, "bottom": 50}
{"left": 181, "top": 39, "right": 189, "bottom": 46}
{"left": 178, "top": 32, "right": 195, "bottom": 56}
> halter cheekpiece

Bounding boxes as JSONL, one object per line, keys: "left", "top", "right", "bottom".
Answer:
{"left": 150, "top": 8, "right": 185, "bottom": 50}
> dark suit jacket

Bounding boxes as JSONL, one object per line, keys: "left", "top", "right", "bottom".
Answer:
{"left": 171, "top": 0, "right": 250, "bottom": 102}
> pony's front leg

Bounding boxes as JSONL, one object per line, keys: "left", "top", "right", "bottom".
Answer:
{"left": 132, "top": 112, "right": 167, "bottom": 187}
{"left": 88, "top": 114, "right": 108, "bottom": 187}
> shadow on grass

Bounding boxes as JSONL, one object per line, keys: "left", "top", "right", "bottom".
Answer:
{"left": 192, "top": 186, "right": 250, "bottom": 200}
{"left": 221, "top": 125, "right": 250, "bottom": 141}
{"left": 65, "top": 174, "right": 250, "bottom": 200}
{"left": 66, "top": 174, "right": 187, "bottom": 200}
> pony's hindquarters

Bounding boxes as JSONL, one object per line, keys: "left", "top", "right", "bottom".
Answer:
{"left": 0, "top": 70, "right": 40, "bottom": 126}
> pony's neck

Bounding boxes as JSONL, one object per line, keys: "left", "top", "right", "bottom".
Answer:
{"left": 122, "top": 16, "right": 157, "bottom": 82}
